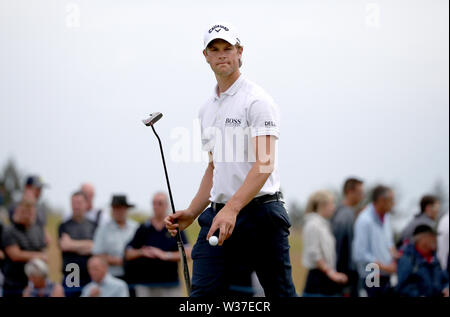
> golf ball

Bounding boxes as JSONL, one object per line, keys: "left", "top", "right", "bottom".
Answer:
{"left": 209, "top": 236, "right": 218, "bottom": 246}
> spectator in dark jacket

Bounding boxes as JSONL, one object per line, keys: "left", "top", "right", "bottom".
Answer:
{"left": 396, "top": 225, "right": 449, "bottom": 297}
{"left": 1, "top": 191, "right": 47, "bottom": 297}
{"left": 58, "top": 191, "right": 96, "bottom": 297}
{"left": 399, "top": 195, "right": 440, "bottom": 246}
{"left": 331, "top": 177, "right": 364, "bottom": 297}
{"left": 124, "top": 192, "right": 190, "bottom": 297}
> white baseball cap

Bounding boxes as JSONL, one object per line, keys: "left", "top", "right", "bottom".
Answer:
{"left": 203, "top": 22, "right": 241, "bottom": 50}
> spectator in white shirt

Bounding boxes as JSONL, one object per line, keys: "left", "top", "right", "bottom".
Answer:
{"left": 81, "top": 256, "right": 129, "bottom": 297}
{"left": 302, "top": 190, "right": 348, "bottom": 297}
{"left": 92, "top": 195, "right": 138, "bottom": 279}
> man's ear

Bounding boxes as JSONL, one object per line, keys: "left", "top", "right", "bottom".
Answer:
{"left": 203, "top": 49, "right": 209, "bottom": 63}
{"left": 238, "top": 46, "right": 243, "bottom": 57}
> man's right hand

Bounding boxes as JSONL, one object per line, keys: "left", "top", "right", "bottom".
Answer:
{"left": 89, "top": 286, "right": 101, "bottom": 297}
{"left": 37, "top": 252, "right": 48, "bottom": 262}
{"left": 377, "top": 261, "right": 397, "bottom": 274}
{"left": 327, "top": 270, "right": 348, "bottom": 284}
{"left": 164, "top": 210, "right": 196, "bottom": 237}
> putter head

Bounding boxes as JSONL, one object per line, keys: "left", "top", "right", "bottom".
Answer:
{"left": 142, "top": 112, "right": 163, "bottom": 126}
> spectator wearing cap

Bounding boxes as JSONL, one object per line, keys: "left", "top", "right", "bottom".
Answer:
{"left": 124, "top": 192, "right": 191, "bottom": 297}
{"left": 23, "top": 175, "right": 49, "bottom": 228}
{"left": 23, "top": 258, "right": 64, "bottom": 297}
{"left": 92, "top": 195, "right": 138, "bottom": 279}
{"left": 1, "top": 191, "right": 47, "bottom": 297}
{"left": 80, "top": 183, "right": 110, "bottom": 228}
{"left": 58, "top": 191, "right": 96, "bottom": 297}
{"left": 8, "top": 176, "right": 51, "bottom": 245}
{"left": 399, "top": 195, "right": 440, "bottom": 246}
{"left": 331, "top": 177, "right": 364, "bottom": 297}
{"left": 352, "top": 185, "right": 399, "bottom": 297}
{"left": 81, "top": 256, "right": 129, "bottom": 297}
{"left": 396, "top": 225, "right": 449, "bottom": 297}
{"left": 302, "top": 190, "right": 348, "bottom": 297}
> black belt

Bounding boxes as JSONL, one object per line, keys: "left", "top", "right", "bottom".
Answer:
{"left": 211, "top": 191, "right": 284, "bottom": 211}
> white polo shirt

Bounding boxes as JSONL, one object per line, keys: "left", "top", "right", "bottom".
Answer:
{"left": 198, "top": 74, "right": 281, "bottom": 204}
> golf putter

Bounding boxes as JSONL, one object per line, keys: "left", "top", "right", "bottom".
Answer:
{"left": 142, "top": 112, "right": 191, "bottom": 295}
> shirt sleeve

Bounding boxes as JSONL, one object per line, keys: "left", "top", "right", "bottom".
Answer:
{"left": 387, "top": 216, "right": 395, "bottom": 249}
{"left": 302, "top": 223, "right": 323, "bottom": 268}
{"left": 126, "top": 225, "right": 144, "bottom": 249}
{"left": 115, "top": 281, "right": 130, "bottom": 297}
{"left": 352, "top": 218, "right": 377, "bottom": 266}
{"left": 1, "top": 226, "right": 18, "bottom": 248}
{"left": 92, "top": 224, "right": 106, "bottom": 255}
{"left": 57, "top": 223, "right": 66, "bottom": 239}
{"left": 247, "top": 98, "right": 280, "bottom": 139}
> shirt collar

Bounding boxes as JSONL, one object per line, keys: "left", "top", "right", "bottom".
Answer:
{"left": 99, "top": 273, "right": 113, "bottom": 286}
{"left": 111, "top": 219, "right": 129, "bottom": 229}
{"left": 369, "top": 204, "right": 386, "bottom": 225}
{"left": 213, "top": 74, "right": 245, "bottom": 100}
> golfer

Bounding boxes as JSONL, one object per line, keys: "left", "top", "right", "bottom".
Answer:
{"left": 165, "top": 22, "right": 297, "bottom": 297}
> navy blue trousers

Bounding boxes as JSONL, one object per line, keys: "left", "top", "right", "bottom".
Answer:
{"left": 190, "top": 201, "right": 297, "bottom": 297}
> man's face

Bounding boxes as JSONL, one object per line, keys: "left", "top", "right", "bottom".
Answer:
{"left": 88, "top": 259, "right": 107, "bottom": 283}
{"left": 349, "top": 184, "right": 364, "bottom": 206}
{"left": 203, "top": 39, "right": 242, "bottom": 77}
{"left": 427, "top": 202, "right": 441, "bottom": 220}
{"left": 15, "top": 198, "right": 36, "bottom": 225}
{"left": 418, "top": 233, "right": 437, "bottom": 253}
{"left": 33, "top": 187, "right": 42, "bottom": 200}
{"left": 112, "top": 205, "right": 128, "bottom": 223}
{"left": 71, "top": 195, "right": 88, "bottom": 218}
{"left": 377, "top": 190, "right": 394, "bottom": 214}
{"left": 152, "top": 194, "right": 168, "bottom": 219}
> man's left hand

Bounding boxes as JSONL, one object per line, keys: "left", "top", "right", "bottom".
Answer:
{"left": 206, "top": 205, "right": 238, "bottom": 246}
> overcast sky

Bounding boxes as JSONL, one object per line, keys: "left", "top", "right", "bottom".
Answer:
{"left": 0, "top": 0, "right": 448, "bottom": 230}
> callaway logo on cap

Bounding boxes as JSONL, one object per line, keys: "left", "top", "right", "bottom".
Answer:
{"left": 203, "top": 22, "right": 241, "bottom": 50}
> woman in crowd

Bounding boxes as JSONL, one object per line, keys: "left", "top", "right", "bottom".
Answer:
{"left": 22, "top": 258, "right": 64, "bottom": 297}
{"left": 302, "top": 190, "right": 348, "bottom": 297}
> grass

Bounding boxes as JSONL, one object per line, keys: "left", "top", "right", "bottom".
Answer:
{"left": 45, "top": 213, "right": 307, "bottom": 296}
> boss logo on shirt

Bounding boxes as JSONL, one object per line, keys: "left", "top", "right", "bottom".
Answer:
{"left": 209, "top": 25, "right": 229, "bottom": 33}
{"left": 225, "top": 118, "right": 242, "bottom": 127}
{"left": 265, "top": 121, "right": 277, "bottom": 127}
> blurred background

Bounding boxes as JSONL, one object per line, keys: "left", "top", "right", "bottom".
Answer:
{"left": 0, "top": 0, "right": 448, "bottom": 293}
